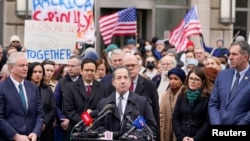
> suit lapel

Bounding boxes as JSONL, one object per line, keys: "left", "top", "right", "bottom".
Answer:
{"left": 23, "top": 80, "right": 33, "bottom": 112}
{"left": 228, "top": 68, "right": 250, "bottom": 101}
{"left": 225, "top": 70, "right": 235, "bottom": 101}
{"left": 6, "top": 78, "right": 26, "bottom": 112}
{"left": 134, "top": 75, "right": 144, "bottom": 95}
{"left": 88, "top": 80, "right": 99, "bottom": 102}
{"left": 123, "top": 92, "right": 136, "bottom": 117}
{"left": 105, "top": 92, "right": 120, "bottom": 120}
{"left": 76, "top": 79, "right": 88, "bottom": 99}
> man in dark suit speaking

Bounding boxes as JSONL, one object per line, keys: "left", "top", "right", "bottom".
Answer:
{"left": 97, "top": 66, "right": 157, "bottom": 139}
{"left": 0, "top": 52, "right": 44, "bottom": 141}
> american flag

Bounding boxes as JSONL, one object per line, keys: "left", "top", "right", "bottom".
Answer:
{"left": 169, "top": 6, "right": 202, "bottom": 52}
{"left": 99, "top": 7, "right": 137, "bottom": 45}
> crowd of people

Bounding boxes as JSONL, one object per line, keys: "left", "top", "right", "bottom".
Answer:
{"left": 0, "top": 34, "right": 249, "bottom": 141}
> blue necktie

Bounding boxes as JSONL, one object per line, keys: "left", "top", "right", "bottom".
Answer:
{"left": 230, "top": 72, "right": 240, "bottom": 98}
{"left": 18, "top": 84, "right": 27, "bottom": 110}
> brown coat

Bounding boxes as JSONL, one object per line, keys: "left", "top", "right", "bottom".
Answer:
{"left": 160, "top": 87, "right": 182, "bottom": 141}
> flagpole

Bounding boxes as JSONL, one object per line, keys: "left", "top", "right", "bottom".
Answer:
{"left": 94, "top": 0, "right": 97, "bottom": 50}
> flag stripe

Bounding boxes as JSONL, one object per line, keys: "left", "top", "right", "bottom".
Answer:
{"left": 99, "top": 7, "right": 137, "bottom": 45}
{"left": 169, "top": 6, "right": 202, "bottom": 52}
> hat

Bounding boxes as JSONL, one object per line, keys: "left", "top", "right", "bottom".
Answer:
{"left": 126, "top": 38, "right": 136, "bottom": 45}
{"left": 186, "top": 59, "right": 198, "bottom": 67}
{"left": 82, "top": 47, "right": 99, "bottom": 61}
{"left": 186, "top": 40, "right": 194, "bottom": 47}
{"left": 151, "top": 37, "right": 159, "bottom": 44}
{"left": 166, "top": 48, "right": 177, "bottom": 58}
{"left": 105, "top": 44, "right": 118, "bottom": 54}
{"left": 156, "top": 40, "right": 164, "bottom": 45}
{"left": 168, "top": 68, "right": 186, "bottom": 83}
{"left": 9, "top": 35, "right": 20, "bottom": 44}
{"left": 235, "top": 35, "right": 245, "bottom": 42}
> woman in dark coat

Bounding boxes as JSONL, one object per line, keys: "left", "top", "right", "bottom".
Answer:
{"left": 172, "top": 67, "right": 212, "bottom": 141}
{"left": 27, "top": 62, "right": 56, "bottom": 141}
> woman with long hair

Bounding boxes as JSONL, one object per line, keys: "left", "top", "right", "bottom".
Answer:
{"left": 27, "top": 62, "right": 56, "bottom": 141}
{"left": 172, "top": 67, "right": 212, "bottom": 141}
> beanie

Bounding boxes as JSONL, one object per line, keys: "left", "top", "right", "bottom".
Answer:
{"left": 168, "top": 67, "right": 186, "bottom": 83}
{"left": 9, "top": 35, "right": 20, "bottom": 44}
{"left": 105, "top": 44, "right": 118, "bottom": 54}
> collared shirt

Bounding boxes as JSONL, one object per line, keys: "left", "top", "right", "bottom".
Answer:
{"left": 231, "top": 64, "right": 249, "bottom": 89}
{"left": 10, "top": 76, "right": 28, "bottom": 109}
{"left": 84, "top": 81, "right": 93, "bottom": 92}
{"left": 116, "top": 91, "right": 129, "bottom": 119}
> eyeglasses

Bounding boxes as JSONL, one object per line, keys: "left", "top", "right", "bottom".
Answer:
{"left": 125, "top": 64, "right": 137, "bottom": 68}
{"left": 189, "top": 77, "right": 201, "bottom": 82}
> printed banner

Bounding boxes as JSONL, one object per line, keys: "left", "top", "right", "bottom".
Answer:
{"left": 24, "top": 20, "right": 78, "bottom": 64}
{"left": 32, "top": 0, "right": 95, "bottom": 44}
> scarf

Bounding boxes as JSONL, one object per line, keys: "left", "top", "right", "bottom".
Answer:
{"left": 186, "top": 89, "right": 201, "bottom": 105}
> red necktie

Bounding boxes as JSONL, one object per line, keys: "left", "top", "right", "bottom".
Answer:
{"left": 129, "top": 82, "right": 134, "bottom": 92}
{"left": 86, "top": 85, "right": 92, "bottom": 96}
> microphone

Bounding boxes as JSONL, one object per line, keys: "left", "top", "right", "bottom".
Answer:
{"left": 138, "top": 116, "right": 155, "bottom": 140}
{"left": 84, "top": 108, "right": 114, "bottom": 132}
{"left": 74, "top": 111, "right": 98, "bottom": 128}
{"left": 97, "top": 104, "right": 114, "bottom": 116}
{"left": 120, "top": 116, "right": 145, "bottom": 139}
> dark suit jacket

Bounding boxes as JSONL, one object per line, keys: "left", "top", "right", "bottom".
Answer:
{"left": 100, "top": 74, "right": 113, "bottom": 87}
{"left": 39, "top": 86, "right": 56, "bottom": 141}
{"left": 209, "top": 68, "right": 250, "bottom": 125}
{"left": 97, "top": 91, "right": 157, "bottom": 137}
{"left": 0, "top": 78, "right": 44, "bottom": 141}
{"left": 151, "top": 74, "right": 161, "bottom": 88}
{"left": 63, "top": 79, "right": 108, "bottom": 125}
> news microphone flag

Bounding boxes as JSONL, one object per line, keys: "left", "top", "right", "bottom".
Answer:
{"left": 81, "top": 111, "right": 93, "bottom": 126}
{"left": 169, "top": 5, "right": 202, "bottom": 52}
{"left": 99, "top": 7, "right": 137, "bottom": 45}
{"left": 133, "top": 116, "right": 145, "bottom": 129}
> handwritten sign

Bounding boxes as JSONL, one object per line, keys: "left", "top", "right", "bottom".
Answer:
{"left": 24, "top": 20, "right": 78, "bottom": 64}
{"left": 32, "top": 0, "right": 95, "bottom": 44}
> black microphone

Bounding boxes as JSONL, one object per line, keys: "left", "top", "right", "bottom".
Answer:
{"left": 74, "top": 110, "right": 98, "bottom": 128}
{"left": 84, "top": 108, "right": 114, "bottom": 132}
{"left": 97, "top": 104, "right": 114, "bottom": 116}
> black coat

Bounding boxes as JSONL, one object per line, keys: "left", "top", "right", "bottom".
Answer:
{"left": 63, "top": 79, "right": 108, "bottom": 124}
{"left": 97, "top": 91, "right": 157, "bottom": 139}
{"left": 39, "top": 86, "right": 56, "bottom": 141}
{"left": 172, "top": 94, "right": 210, "bottom": 141}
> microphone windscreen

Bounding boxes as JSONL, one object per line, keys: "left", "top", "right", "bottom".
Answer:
{"left": 90, "top": 110, "right": 98, "bottom": 118}
{"left": 133, "top": 116, "right": 146, "bottom": 129}
{"left": 81, "top": 111, "right": 93, "bottom": 126}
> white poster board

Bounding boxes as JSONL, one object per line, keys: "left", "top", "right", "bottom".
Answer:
{"left": 24, "top": 20, "right": 78, "bottom": 64}
{"left": 32, "top": 0, "right": 95, "bottom": 44}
